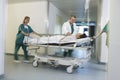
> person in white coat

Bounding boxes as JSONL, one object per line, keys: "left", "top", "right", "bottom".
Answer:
{"left": 62, "top": 15, "right": 78, "bottom": 35}
{"left": 62, "top": 15, "right": 78, "bottom": 57}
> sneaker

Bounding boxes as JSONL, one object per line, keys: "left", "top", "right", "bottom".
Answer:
{"left": 14, "top": 60, "right": 21, "bottom": 63}
{"left": 24, "top": 60, "right": 31, "bottom": 63}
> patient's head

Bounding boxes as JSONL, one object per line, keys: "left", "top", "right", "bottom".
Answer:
{"left": 76, "top": 33, "right": 87, "bottom": 39}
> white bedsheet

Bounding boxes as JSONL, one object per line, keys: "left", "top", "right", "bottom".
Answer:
{"left": 23, "top": 35, "right": 91, "bottom": 45}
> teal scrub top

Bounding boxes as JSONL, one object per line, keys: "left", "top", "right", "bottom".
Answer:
{"left": 103, "top": 23, "right": 108, "bottom": 32}
{"left": 16, "top": 24, "right": 34, "bottom": 44}
{"left": 103, "top": 23, "right": 109, "bottom": 46}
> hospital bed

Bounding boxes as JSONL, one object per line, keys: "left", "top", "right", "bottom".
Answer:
{"left": 25, "top": 35, "right": 92, "bottom": 73}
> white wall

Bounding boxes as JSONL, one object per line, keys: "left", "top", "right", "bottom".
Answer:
{"left": 100, "top": 0, "right": 110, "bottom": 63}
{"left": 0, "top": 0, "right": 6, "bottom": 76}
{"left": 6, "top": 1, "right": 48, "bottom": 54}
{"left": 48, "top": 2, "right": 68, "bottom": 34}
{"left": 108, "top": 0, "right": 120, "bottom": 80}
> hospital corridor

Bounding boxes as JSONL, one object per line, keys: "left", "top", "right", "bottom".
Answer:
{"left": 0, "top": 0, "right": 120, "bottom": 80}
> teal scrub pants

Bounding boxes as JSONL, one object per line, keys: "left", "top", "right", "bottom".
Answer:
{"left": 63, "top": 50, "right": 73, "bottom": 57}
{"left": 14, "top": 43, "right": 28, "bottom": 60}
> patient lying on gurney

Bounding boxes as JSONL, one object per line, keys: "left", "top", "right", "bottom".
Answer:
{"left": 23, "top": 33, "right": 89, "bottom": 45}
{"left": 75, "top": 33, "right": 87, "bottom": 39}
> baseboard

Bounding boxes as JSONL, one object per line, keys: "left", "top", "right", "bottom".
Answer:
{"left": 97, "top": 61, "right": 107, "bottom": 65}
{"left": 6, "top": 53, "right": 24, "bottom": 56}
{"left": 0, "top": 74, "right": 4, "bottom": 79}
{"left": 5, "top": 53, "right": 34, "bottom": 57}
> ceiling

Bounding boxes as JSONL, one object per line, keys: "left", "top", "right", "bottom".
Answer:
{"left": 49, "top": 0, "right": 99, "bottom": 21}
{"left": 8, "top": 0, "right": 99, "bottom": 21}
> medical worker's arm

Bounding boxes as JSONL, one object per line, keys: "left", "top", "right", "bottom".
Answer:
{"left": 21, "top": 31, "right": 29, "bottom": 36}
{"left": 93, "top": 24, "right": 108, "bottom": 39}
{"left": 93, "top": 30, "right": 104, "bottom": 39}
{"left": 32, "top": 32, "right": 41, "bottom": 36}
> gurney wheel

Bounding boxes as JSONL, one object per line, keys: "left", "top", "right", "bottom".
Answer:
{"left": 66, "top": 66, "right": 73, "bottom": 74}
{"left": 32, "top": 60, "right": 39, "bottom": 67}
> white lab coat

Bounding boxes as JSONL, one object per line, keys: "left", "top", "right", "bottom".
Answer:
{"left": 62, "top": 20, "right": 78, "bottom": 35}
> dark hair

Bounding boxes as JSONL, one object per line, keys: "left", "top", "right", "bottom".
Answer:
{"left": 80, "top": 33, "right": 87, "bottom": 38}
{"left": 23, "top": 16, "right": 30, "bottom": 24}
{"left": 70, "top": 15, "right": 76, "bottom": 19}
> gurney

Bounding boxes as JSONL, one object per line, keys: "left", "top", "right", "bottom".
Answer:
{"left": 25, "top": 35, "right": 92, "bottom": 73}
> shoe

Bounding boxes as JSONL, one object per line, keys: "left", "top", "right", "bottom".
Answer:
{"left": 14, "top": 60, "right": 21, "bottom": 63}
{"left": 24, "top": 60, "right": 31, "bottom": 63}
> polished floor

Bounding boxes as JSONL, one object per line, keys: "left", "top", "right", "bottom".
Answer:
{"left": 1, "top": 54, "right": 107, "bottom": 80}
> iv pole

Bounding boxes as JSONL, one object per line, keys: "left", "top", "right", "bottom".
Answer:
{"left": 85, "top": 0, "right": 90, "bottom": 26}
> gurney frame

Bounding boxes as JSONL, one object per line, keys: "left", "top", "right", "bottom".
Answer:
{"left": 27, "top": 40, "right": 92, "bottom": 74}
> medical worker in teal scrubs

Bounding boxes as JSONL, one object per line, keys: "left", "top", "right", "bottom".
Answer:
{"left": 93, "top": 21, "right": 109, "bottom": 46}
{"left": 14, "top": 16, "right": 40, "bottom": 63}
